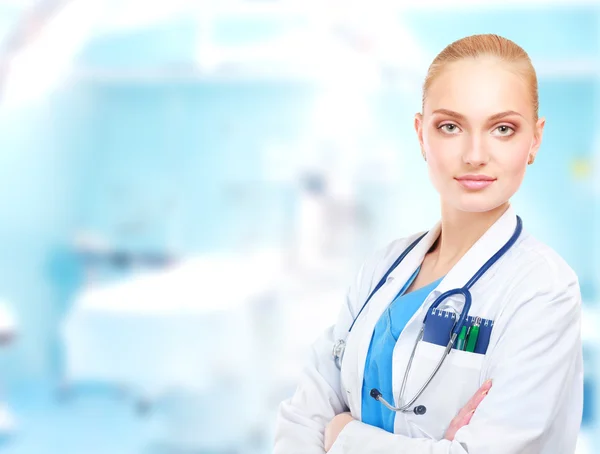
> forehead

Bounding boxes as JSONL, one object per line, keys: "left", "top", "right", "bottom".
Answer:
{"left": 424, "top": 58, "right": 533, "bottom": 119}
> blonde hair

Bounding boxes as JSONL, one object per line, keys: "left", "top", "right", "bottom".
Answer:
{"left": 422, "top": 34, "right": 539, "bottom": 120}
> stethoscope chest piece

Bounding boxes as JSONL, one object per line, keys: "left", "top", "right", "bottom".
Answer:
{"left": 414, "top": 405, "right": 427, "bottom": 415}
{"left": 332, "top": 339, "right": 346, "bottom": 369}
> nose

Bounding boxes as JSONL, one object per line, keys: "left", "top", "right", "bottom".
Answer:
{"left": 462, "top": 135, "right": 490, "bottom": 167}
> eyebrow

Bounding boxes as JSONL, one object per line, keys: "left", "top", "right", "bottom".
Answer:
{"left": 431, "top": 109, "right": 524, "bottom": 122}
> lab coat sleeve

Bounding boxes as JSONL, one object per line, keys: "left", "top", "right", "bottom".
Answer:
{"left": 328, "top": 262, "right": 583, "bottom": 454}
{"left": 273, "top": 255, "right": 379, "bottom": 454}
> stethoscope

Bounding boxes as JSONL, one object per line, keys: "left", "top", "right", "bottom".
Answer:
{"left": 332, "top": 215, "right": 523, "bottom": 416}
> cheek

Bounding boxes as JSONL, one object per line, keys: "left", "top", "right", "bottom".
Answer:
{"left": 497, "top": 140, "right": 530, "bottom": 181}
{"left": 424, "top": 133, "right": 462, "bottom": 173}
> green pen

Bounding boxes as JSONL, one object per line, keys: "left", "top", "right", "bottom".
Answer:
{"left": 456, "top": 325, "right": 468, "bottom": 351}
{"left": 465, "top": 317, "right": 481, "bottom": 353}
{"left": 464, "top": 326, "right": 471, "bottom": 344}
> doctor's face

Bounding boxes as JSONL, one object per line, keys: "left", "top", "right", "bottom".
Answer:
{"left": 414, "top": 57, "right": 545, "bottom": 213}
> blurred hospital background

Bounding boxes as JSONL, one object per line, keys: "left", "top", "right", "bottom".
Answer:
{"left": 0, "top": 0, "right": 598, "bottom": 452}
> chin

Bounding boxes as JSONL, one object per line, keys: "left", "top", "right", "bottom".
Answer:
{"left": 449, "top": 192, "right": 509, "bottom": 214}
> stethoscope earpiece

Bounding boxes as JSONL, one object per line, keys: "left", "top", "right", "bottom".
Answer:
{"left": 370, "top": 388, "right": 382, "bottom": 400}
{"left": 370, "top": 388, "right": 427, "bottom": 415}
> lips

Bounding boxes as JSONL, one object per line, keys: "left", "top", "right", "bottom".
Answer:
{"left": 455, "top": 175, "right": 496, "bottom": 190}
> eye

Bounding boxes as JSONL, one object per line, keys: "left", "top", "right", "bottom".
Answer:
{"left": 439, "top": 123, "right": 461, "bottom": 134}
{"left": 492, "top": 125, "right": 515, "bottom": 137}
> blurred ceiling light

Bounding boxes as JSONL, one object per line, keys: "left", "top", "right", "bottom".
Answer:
{"left": 1, "top": 0, "right": 100, "bottom": 108}
{"left": 195, "top": 1, "right": 426, "bottom": 86}
{"left": 209, "top": 0, "right": 599, "bottom": 14}
{"left": 95, "top": 0, "right": 196, "bottom": 33}
{"left": 0, "top": 0, "right": 36, "bottom": 7}
{"left": 392, "top": 0, "right": 599, "bottom": 9}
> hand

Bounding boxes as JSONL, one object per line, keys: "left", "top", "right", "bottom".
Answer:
{"left": 324, "top": 412, "right": 354, "bottom": 452}
{"left": 444, "top": 379, "right": 492, "bottom": 441}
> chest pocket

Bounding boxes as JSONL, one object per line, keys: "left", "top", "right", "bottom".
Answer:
{"left": 397, "top": 312, "right": 493, "bottom": 440}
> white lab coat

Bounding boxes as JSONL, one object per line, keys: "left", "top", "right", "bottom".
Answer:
{"left": 274, "top": 205, "right": 583, "bottom": 454}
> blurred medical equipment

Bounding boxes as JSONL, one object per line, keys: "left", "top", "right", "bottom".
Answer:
{"left": 0, "top": 299, "right": 17, "bottom": 437}
{"left": 72, "top": 231, "right": 177, "bottom": 282}
{"left": 293, "top": 169, "right": 370, "bottom": 275}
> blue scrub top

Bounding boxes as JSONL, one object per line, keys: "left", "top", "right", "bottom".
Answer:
{"left": 361, "top": 267, "right": 443, "bottom": 433}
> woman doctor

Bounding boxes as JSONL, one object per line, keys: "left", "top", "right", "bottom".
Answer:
{"left": 274, "top": 34, "right": 583, "bottom": 454}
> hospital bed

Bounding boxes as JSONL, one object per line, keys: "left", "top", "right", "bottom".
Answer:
{"left": 61, "top": 251, "right": 282, "bottom": 451}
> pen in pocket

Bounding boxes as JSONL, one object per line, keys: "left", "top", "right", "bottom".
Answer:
{"left": 456, "top": 325, "right": 467, "bottom": 351}
{"left": 465, "top": 317, "right": 481, "bottom": 353}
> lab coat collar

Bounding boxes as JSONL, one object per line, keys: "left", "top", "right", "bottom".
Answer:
{"left": 431, "top": 204, "right": 518, "bottom": 307}
{"left": 384, "top": 205, "right": 517, "bottom": 308}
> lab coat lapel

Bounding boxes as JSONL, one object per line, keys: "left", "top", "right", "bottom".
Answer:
{"left": 351, "top": 225, "right": 442, "bottom": 419}
{"left": 431, "top": 205, "right": 518, "bottom": 313}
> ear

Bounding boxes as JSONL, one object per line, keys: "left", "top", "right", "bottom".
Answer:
{"left": 529, "top": 117, "right": 546, "bottom": 164}
{"left": 414, "top": 113, "right": 426, "bottom": 160}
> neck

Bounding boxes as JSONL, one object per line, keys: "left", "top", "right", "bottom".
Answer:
{"left": 431, "top": 201, "right": 510, "bottom": 269}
